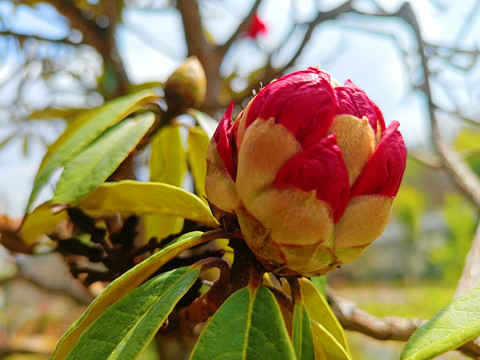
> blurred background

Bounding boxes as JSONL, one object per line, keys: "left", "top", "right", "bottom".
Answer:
{"left": 1, "top": 0, "right": 480, "bottom": 359}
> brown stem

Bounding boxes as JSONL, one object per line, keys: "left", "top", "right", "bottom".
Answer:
{"left": 286, "top": 276, "right": 301, "bottom": 303}
{"left": 177, "top": 257, "right": 231, "bottom": 332}
{"left": 327, "top": 289, "right": 480, "bottom": 358}
{"left": 175, "top": 236, "right": 266, "bottom": 332}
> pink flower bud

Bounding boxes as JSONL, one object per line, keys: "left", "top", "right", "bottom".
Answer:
{"left": 245, "top": 13, "right": 267, "bottom": 39}
{"left": 205, "top": 67, "right": 407, "bottom": 276}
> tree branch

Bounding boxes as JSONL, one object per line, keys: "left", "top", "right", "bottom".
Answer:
{"left": 0, "top": 30, "right": 77, "bottom": 45}
{"left": 282, "top": 1, "right": 355, "bottom": 71}
{"left": 176, "top": 0, "right": 207, "bottom": 57}
{"left": 44, "top": 0, "right": 106, "bottom": 53}
{"left": 328, "top": 289, "right": 480, "bottom": 358}
{"left": 218, "top": 0, "right": 263, "bottom": 55}
{"left": 391, "top": 2, "right": 480, "bottom": 209}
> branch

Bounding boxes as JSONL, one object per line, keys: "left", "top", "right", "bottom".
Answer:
{"left": 408, "top": 151, "right": 443, "bottom": 169}
{"left": 176, "top": 0, "right": 207, "bottom": 57}
{"left": 282, "top": 1, "right": 355, "bottom": 71}
{"left": 0, "top": 30, "right": 78, "bottom": 45}
{"left": 218, "top": 0, "right": 263, "bottom": 55}
{"left": 395, "top": 3, "right": 480, "bottom": 209}
{"left": 0, "top": 214, "right": 33, "bottom": 254}
{"left": 44, "top": 0, "right": 106, "bottom": 53}
{"left": 328, "top": 289, "right": 480, "bottom": 358}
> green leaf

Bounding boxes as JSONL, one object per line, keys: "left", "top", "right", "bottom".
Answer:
{"left": 51, "top": 231, "right": 208, "bottom": 360}
{"left": 145, "top": 125, "right": 187, "bottom": 240}
{"left": 26, "top": 90, "right": 158, "bottom": 213}
{"left": 400, "top": 286, "right": 480, "bottom": 360}
{"left": 29, "top": 107, "right": 89, "bottom": 121}
{"left": 66, "top": 266, "right": 200, "bottom": 360}
{"left": 310, "top": 276, "right": 327, "bottom": 298}
{"left": 77, "top": 180, "right": 218, "bottom": 227}
{"left": 188, "top": 109, "right": 218, "bottom": 139}
{"left": 52, "top": 112, "right": 155, "bottom": 207}
{"left": 190, "top": 285, "right": 296, "bottom": 360}
{"left": 187, "top": 126, "right": 210, "bottom": 199}
{"left": 298, "top": 278, "right": 348, "bottom": 351}
{"left": 20, "top": 201, "right": 68, "bottom": 244}
{"left": 150, "top": 125, "right": 187, "bottom": 184}
{"left": 292, "top": 302, "right": 315, "bottom": 360}
{"left": 310, "top": 319, "right": 351, "bottom": 360}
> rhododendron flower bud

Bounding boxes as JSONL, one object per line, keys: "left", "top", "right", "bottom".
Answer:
{"left": 245, "top": 13, "right": 267, "bottom": 39}
{"left": 164, "top": 56, "right": 206, "bottom": 108}
{"left": 205, "top": 67, "right": 407, "bottom": 277}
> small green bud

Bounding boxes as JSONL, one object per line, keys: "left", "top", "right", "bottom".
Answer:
{"left": 164, "top": 56, "right": 206, "bottom": 109}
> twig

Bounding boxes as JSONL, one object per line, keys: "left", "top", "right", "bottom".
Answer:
{"left": 327, "top": 289, "right": 480, "bottom": 358}
{"left": 218, "top": 0, "right": 263, "bottom": 54}
{"left": 408, "top": 151, "right": 443, "bottom": 169}
{"left": 393, "top": 3, "right": 480, "bottom": 209}
{"left": 0, "top": 30, "right": 77, "bottom": 45}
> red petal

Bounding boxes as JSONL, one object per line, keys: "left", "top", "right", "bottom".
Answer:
{"left": 273, "top": 134, "right": 350, "bottom": 222}
{"left": 213, "top": 101, "right": 237, "bottom": 179}
{"left": 245, "top": 68, "right": 336, "bottom": 149}
{"left": 350, "top": 121, "right": 407, "bottom": 198}
{"left": 335, "top": 80, "right": 386, "bottom": 133}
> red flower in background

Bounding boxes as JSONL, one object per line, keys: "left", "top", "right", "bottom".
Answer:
{"left": 205, "top": 67, "right": 407, "bottom": 276}
{"left": 245, "top": 13, "right": 267, "bottom": 39}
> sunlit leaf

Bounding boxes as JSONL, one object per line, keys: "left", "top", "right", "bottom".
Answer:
{"left": 310, "top": 276, "right": 327, "bottom": 298}
{"left": 188, "top": 109, "right": 218, "bottom": 139}
{"left": 292, "top": 302, "right": 315, "bottom": 360}
{"left": 52, "top": 112, "right": 155, "bottom": 207}
{"left": 26, "top": 90, "right": 158, "bottom": 213}
{"left": 20, "top": 201, "right": 68, "bottom": 244}
{"left": 400, "top": 286, "right": 480, "bottom": 360}
{"left": 150, "top": 125, "right": 187, "bottom": 184}
{"left": 51, "top": 231, "right": 208, "bottom": 360}
{"left": 187, "top": 126, "right": 209, "bottom": 199}
{"left": 310, "top": 319, "right": 351, "bottom": 360}
{"left": 29, "top": 107, "right": 89, "bottom": 121}
{"left": 66, "top": 266, "right": 200, "bottom": 360}
{"left": 298, "top": 277, "right": 348, "bottom": 350}
{"left": 78, "top": 180, "right": 218, "bottom": 227}
{"left": 190, "top": 285, "right": 296, "bottom": 360}
{"left": 145, "top": 124, "right": 187, "bottom": 240}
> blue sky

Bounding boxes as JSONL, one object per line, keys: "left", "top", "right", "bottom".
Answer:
{"left": 0, "top": 0, "right": 479, "bottom": 217}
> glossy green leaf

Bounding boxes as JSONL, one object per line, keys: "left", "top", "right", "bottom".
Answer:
{"left": 53, "top": 112, "right": 155, "bottom": 207}
{"left": 27, "top": 90, "right": 158, "bottom": 213}
{"left": 78, "top": 180, "right": 218, "bottom": 227}
{"left": 310, "top": 276, "right": 327, "bottom": 298}
{"left": 400, "top": 286, "right": 480, "bottom": 360}
{"left": 146, "top": 125, "right": 187, "bottom": 240}
{"left": 150, "top": 125, "right": 187, "bottom": 184}
{"left": 292, "top": 302, "right": 315, "bottom": 360}
{"left": 20, "top": 201, "right": 68, "bottom": 244}
{"left": 51, "top": 231, "right": 208, "bottom": 360}
{"left": 66, "top": 266, "right": 200, "bottom": 360}
{"left": 298, "top": 278, "right": 348, "bottom": 350}
{"left": 310, "top": 319, "right": 351, "bottom": 360}
{"left": 190, "top": 285, "right": 296, "bottom": 360}
{"left": 187, "top": 126, "right": 209, "bottom": 199}
{"left": 29, "top": 107, "right": 89, "bottom": 121}
{"left": 188, "top": 109, "right": 218, "bottom": 139}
